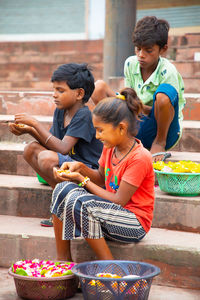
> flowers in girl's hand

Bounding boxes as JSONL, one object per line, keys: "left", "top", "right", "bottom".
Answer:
{"left": 11, "top": 259, "right": 75, "bottom": 278}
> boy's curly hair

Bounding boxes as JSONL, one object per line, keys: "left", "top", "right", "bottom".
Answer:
{"left": 133, "top": 16, "right": 170, "bottom": 48}
{"left": 51, "top": 63, "right": 95, "bottom": 103}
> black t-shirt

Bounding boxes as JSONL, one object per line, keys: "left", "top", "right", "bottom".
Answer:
{"left": 50, "top": 106, "right": 103, "bottom": 169}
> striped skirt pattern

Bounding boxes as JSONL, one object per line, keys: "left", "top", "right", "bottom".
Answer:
{"left": 51, "top": 181, "right": 146, "bottom": 243}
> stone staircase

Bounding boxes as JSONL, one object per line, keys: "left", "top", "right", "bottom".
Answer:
{"left": 0, "top": 40, "right": 103, "bottom": 91}
{"left": 0, "top": 34, "right": 200, "bottom": 299}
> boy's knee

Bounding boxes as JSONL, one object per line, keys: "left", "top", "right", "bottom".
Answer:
{"left": 155, "top": 93, "right": 171, "bottom": 108}
{"left": 92, "top": 80, "right": 109, "bottom": 105}
{"left": 38, "top": 150, "right": 58, "bottom": 170}
{"left": 23, "top": 141, "right": 40, "bottom": 160}
{"left": 155, "top": 83, "right": 178, "bottom": 106}
{"left": 95, "top": 79, "right": 107, "bottom": 91}
{"left": 155, "top": 93, "right": 175, "bottom": 120}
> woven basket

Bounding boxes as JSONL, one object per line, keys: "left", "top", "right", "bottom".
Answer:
{"left": 154, "top": 170, "right": 200, "bottom": 196}
{"left": 8, "top": 268, "right": 78, "bottom": 300}
{"left": 72, "top": 260, "right": 160, "bottom": 300}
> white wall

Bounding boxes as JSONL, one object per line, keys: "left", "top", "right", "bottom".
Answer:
{"left": 88, "top": 0, "right": 105, "bottom": 39}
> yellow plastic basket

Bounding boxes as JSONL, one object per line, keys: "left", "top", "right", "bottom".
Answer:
{"left": 154, "top": 170, "right": 200, "bottom": 196}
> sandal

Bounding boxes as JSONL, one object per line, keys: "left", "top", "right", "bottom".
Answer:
{"left": 40, "top": 217, "right": 53, "bottom": 227}
{"left": 152, "top": 152, "right": 171, "bottom": 162}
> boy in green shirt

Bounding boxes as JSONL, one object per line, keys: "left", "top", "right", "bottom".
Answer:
{"left": 92, "top": 16, "right": 186, "bottom": 161}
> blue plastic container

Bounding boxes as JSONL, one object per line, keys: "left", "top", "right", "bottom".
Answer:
{"left": 72, "top": 260, "right": 160, "bottom": 300}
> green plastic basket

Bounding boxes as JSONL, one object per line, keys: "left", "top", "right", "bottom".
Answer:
{"left": 154, "top": 170, "right": 200, "bottom": 196}
{"left": 36, "top": 173, "right": 49, "bottom": 185}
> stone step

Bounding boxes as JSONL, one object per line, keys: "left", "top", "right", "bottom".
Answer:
{"left": 0, "top": 141, "right": 200, "bottom": 177}
{"left": 1, "top": 268, "right": 200, "bottom": 300}
{"left": 173, "top": 61, "right": 200, "bottom": 78}
{"left": 0, "top": 60, "right": 103, "bottom": 91}
{"left": 0, "top": 52, "right": 103, "bottom": 65}
{"left": 0, "top": 174, "right": 52, "bottom": 219}
{"left": 0, "top": 215, "right": 199, "bottom": 289}
{"left": 183, "top": 77, "right": 200, "bottom": 93}
{"left": 0, "top": 75, "right": 199, "bottom": 94}
{"left": 0, "top": 61, "right": 199, "bottom": 94}
{"left": 0, "top": 92, "right": 200, "bottom": 125}
{"left": 1, "top": 116, "right": 200, "bottom": 152}
{"left": 173, "top": 120, "right": 200, "bottom": 152}
{"left": 0, "top": 115, "right": 52, "bottom": 143}
{"left": 169, "top": 46, "right": 200, "bottom": 61}
{"left": 0, "top": 91, "right": 95, "bottom": 116}
{"left": 0, "top": 91, "right": 55, "bottom": 115}
{"left": 0, "top": 40, "right": 103, "bottom": 55}
{"left": 0, "top": 174, "right": 199, "bottom": 233}
{"left": 0, "top": 91, "right": 200, "bottom": 121}
{"left": 153, "top": 187, "right": 200, "bottom": 233}
{"left": 0, "top": 143, "right": 36, "bottom": 176}
{"left": 182, "top": 93, "right": 200, "bottom": 121}
{"left": 109, "top": 72, "right": 200, "bottom": 97}
{"left": 168, "top": 33, "right": 200, "bottom": 47}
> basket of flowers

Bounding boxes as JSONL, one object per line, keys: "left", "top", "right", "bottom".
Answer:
{"left": 72, "top": 260, "right": 160, "bottom": 300}
{"left": 153, "top": 160, "right": 200, "bottom": 196}
{"left": 8, "top": 259, "right": 78, "bottom": 300}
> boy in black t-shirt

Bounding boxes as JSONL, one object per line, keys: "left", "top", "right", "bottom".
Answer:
{"left": 9, "top": 63, "right": 103, "bottom": 226}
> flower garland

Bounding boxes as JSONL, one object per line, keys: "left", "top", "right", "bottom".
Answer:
{"left": 12, "top": 259, "right": 75, "bottom": 278}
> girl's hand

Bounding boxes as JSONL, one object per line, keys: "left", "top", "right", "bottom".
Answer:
{"left": 14, "top": 113, "right": 38, "bottom": 127}
{"left": 53, "top": 167, "right": 83, "bottom": 184}
{"left": 60, "top": 161, "right": 83, "bottom": 173}
{"left": 8, "top": 122, "right": 32, "bottom": 136}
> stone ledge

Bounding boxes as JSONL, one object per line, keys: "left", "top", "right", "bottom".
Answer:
{"left": 0, "top": 215, "right": 199, "bottom": 289}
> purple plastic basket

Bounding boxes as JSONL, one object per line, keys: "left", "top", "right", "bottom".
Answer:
{"left": 8, "top": 267, "right": 78, "bottom": 300}
{"left": 72, "top": 260, "right": 160, "bottom": 300}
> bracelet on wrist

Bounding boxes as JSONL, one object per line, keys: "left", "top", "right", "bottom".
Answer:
{"left": 78, "top": 176, "right": 90, "bottom": 187}
{"left": 45, "top": 134, "right": 53, "bottom": 145}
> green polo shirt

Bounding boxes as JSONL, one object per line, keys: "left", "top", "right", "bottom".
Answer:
{"left": 124, "top": 56, "right": 186, "bottom": 121}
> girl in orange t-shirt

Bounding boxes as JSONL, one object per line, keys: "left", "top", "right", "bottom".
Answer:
{"left": 52, "top": 88, "right": 155, "bottom": 261}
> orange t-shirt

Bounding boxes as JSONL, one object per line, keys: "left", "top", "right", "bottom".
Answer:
{"left": 98, "top": 139, "right": 155, "bottom": 232}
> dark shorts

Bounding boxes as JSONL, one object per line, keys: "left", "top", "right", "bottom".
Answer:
{"left": 57, "top": 153, "right": 74, "bottom": 168}
{"left": 136, "top": 83, "right": 181, "bottom": 150}
{"left": 57, "top": 153, "right": 93, "bottom": 168}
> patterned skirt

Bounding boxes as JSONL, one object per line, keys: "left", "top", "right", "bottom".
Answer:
{"left": 50, "top": 181, "right": 146, "bottom": 243}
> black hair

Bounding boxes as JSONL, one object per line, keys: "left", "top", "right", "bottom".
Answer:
{"left": 93, "top": 88, "right": 143, "bottom": 137}
{"left": 51, "top": 63, "right": 95, "bottom": 103}
{"left": 133, "top": 16, "right": 170, "bottom": 48}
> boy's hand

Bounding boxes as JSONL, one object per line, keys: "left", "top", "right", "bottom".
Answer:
{"left": 14, "top": 113, "right": 38, "bottom": 127}
{"left": 8, "top": 122, "right": 32, "bottom": 136}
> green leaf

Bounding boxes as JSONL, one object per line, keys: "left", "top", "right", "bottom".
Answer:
{"left": 40, "top": 269, "right": 47, "bottom": 275}
{"left": 63, "top": 270, "right": 73, "bottom": 276}
{"left": 15, "top": 268, "right": 28, "bottom": 276}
